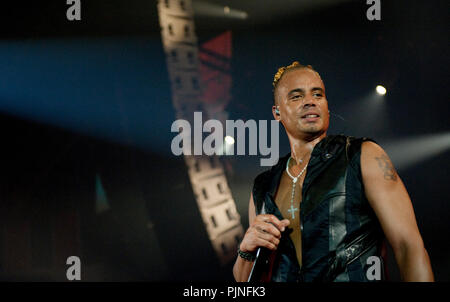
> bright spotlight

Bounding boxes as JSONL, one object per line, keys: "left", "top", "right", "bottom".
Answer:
{"left": 383, "top": 132, "right": 450, "bottom": 170}
{"left": 193, "top": 1, "right": 248, "bottom": 19}
{"left": 376, "top": 85, "right": 387, "bottom": 95}
{"left": 224, "top": 136, "right": 235, "bottom": 145}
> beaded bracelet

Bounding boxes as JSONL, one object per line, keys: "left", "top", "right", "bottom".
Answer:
{"left": 237, "top": 248, "right": 257, "bottom": 262}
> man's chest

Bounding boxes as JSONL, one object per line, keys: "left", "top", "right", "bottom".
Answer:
{"left": 274, "top": 172, "right": 306, "bottom": 222}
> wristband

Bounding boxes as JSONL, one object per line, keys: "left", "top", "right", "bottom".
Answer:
{"left": 238, "top": 248, "right": 257, "bottom": 262}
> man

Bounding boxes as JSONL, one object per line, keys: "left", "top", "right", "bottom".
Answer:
{"left": 233, "top": 62, "right": 434, "bottom": 282}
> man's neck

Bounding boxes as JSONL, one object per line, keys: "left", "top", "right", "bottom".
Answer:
{"left": 288, "top": 132, "right": 327, "bottom": 165}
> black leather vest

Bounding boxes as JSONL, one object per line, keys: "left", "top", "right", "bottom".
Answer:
{"left": 252, "top": 135, "right": 385, "bottom": 282}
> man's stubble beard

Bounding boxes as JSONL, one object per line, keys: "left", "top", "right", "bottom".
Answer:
{"left": 296, "top": 120, "right": 328, "bottom": 140}
{"left": 299, "top": 122, "right": 322, "bottom": 135}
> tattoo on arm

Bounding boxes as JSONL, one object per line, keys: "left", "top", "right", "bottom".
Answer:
{"left": 374, "top": 154, "right": 397, "bottom": 181}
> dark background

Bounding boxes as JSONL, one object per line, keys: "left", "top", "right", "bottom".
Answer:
{"left": 0, "top": 0, "right": 448, "bottom": 281}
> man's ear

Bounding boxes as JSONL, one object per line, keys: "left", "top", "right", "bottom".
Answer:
{"left": 272, "top": 105, "right": 281, "bottom": 121}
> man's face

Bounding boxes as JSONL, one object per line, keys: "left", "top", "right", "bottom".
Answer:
{"left": 273, "top": 68, "right": 330, "bottom": 139}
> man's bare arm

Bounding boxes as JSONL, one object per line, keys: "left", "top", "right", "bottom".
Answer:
{"left": 233, "top": 194, "right": 257, "bottom": 282}
{"left": 361, "top": 141, "right": 434, "bottom": 281}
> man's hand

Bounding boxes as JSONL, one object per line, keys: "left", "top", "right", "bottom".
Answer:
{"left": 233, "top": 194, "right": 290, "bottom": 281}
{"left": 240, "top": 214, "right": 290, "bottom": 253}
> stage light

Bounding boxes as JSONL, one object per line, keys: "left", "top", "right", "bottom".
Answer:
{"left": 383, "top": 132, "right": 450, "bottom": 170}
{"left": 193, "top": 1, "right": 248, "bottom": 19}
{"left": 225, "top": 135, "right": 235, "bottom": 145}
{"left": 376, "top": 85, "right": 386, "bottom": 95}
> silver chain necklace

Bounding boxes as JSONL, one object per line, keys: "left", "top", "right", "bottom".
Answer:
{"left": 285, "top": 157, "right": 308, "bottom": 219}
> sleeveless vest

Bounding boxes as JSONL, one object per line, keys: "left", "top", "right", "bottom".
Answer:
{"left": 252, "top": 135, "right": 385, "bottom": 282}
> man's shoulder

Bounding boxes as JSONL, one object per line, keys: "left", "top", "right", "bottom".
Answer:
{"left": 251, "top": 135, "right": 378, "bottom": 184}
{"left": 253, "top": 169, "right": 274, "bottom": 191}
{"left": 327, "top": 134, "right": 376, "bottom": 144}
{"left": 252, "top": 152, "right": 289, "bottom": 191}
{"left": 315, "top": 134, "right": 378, "bottom": 163}
{"left": 253, "top": 154, "right": 287, "bottom": 182}
{"left": 345, "top": 135, "right": 378, "bottom": 157}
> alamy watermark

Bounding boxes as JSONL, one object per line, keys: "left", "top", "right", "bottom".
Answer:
{"left": 66, "top": 256, "right": 81, "bottom": 281}
{"left": 366, "top": 256, "right": 382, "bottom": 281}
{"left": 171, "top": 112, "right": 280, "bottom": 166}
{"left": 366, "top": 0, "right": 381, "bottom": 21}
{"left": 66, "top": 0, "right": 81, "bottom": 21}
